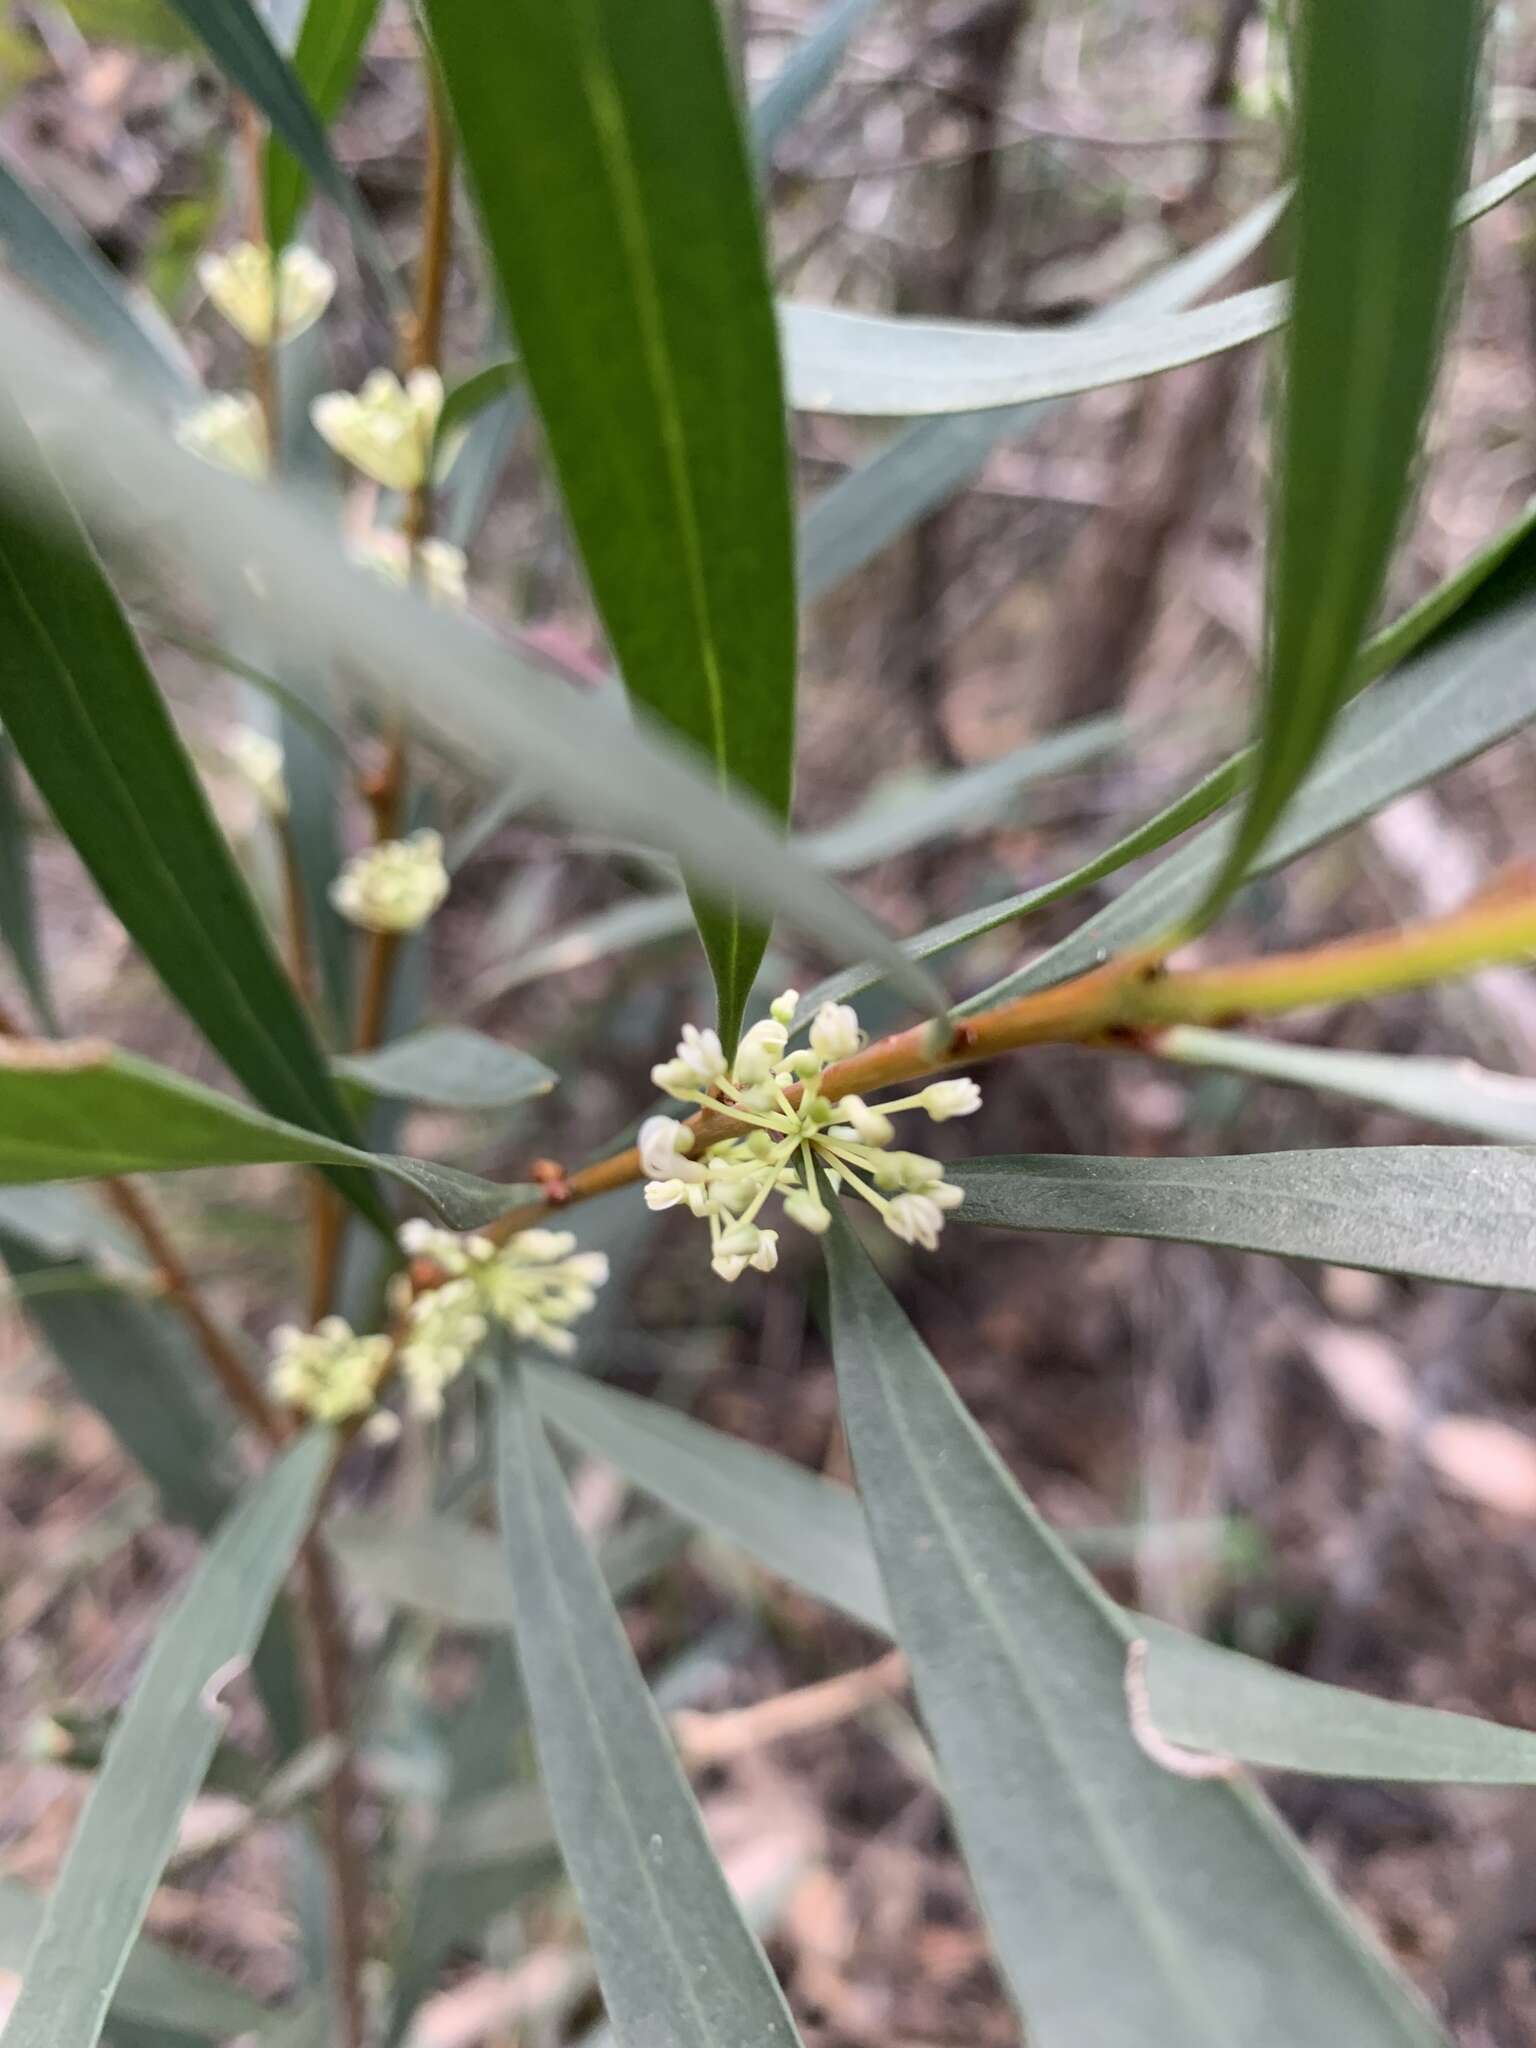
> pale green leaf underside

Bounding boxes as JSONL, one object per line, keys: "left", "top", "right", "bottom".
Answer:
{"left": 493, "top": 1362, "right": 806, "bottom": 2048}
{"left": 822, "top": 1209, "right": 1441, "bottom": 2048}
{"left": 332, "top": 1026, "right": 556, "bottom": 1111}
{"left": 778, "top": 147, "right": 1534, "bottom": 416}
{"left": 952, "top": 1149, "right": 1536, "bottom": 1292}
{"left": 4, "top": 1430, "right": 332, "bottom": 2048}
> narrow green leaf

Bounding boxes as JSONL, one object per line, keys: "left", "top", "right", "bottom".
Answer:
{"left": 428, "top": 0, "right": 799, "bottom": 1049}
{"left": 750, "top": 0, "right": 884, "bottom": 162}
{"left": 473, "top": 712, "right": 1124, "bottom": 1002}
{"left": 0, "top": 393, "right": 386, "bottom": 1231}
{"left": 1160, "top": 1027, "right": 1536, "bottom": 1144}
{"left": 1140, "top": 1625, "right": 1536, "bottom": 1785}
{"left": 4, "top": 1429, "right": 332, "bottom": 2048}
{"left": 0, "top": 152, "right": 195, "bottom": 401}
{"left": 961, "top": 525, "right": 1536, "bottom": 1013}
{"left": 329, "top": 1504, "right": 687, "bottom": 1629}
{"left": 493, "top": 1361, "right": 805, "bottom": 2048}
{"left": 780, "top": 146, "right": 1533, "bottom": 418}
{"left": 333, "top": 1027, "right": 556, "bottom": 1111}
{"left": 0, "top": 734, "right": 57, "bottom": 1033}
{"left": 160, "top": 0, "right": 401, "bottom": 305}
{"left": 0, "top": 1039, "right": 531, "bottom": 1230}
{"left": 822, "top": 1208, "right": 1443, "bottom": 2048}
{"left": 1200, "top": 0, "right": 1481, "bottom": 918}
{"left": 799, "top": 189, "right": 1288, "bottom": 603}
{"left": 0, "top": 294, "right": 947, "bottom": 1020}
{"left": 535, "top": 1357, "right": 1536, "bottom": 1792}
{"left": 952, "top": 1149, "right": 1536, "bottom": 1292}
{"left": 529, "top": 1363, "right": 891, "bottom": 1631}
{"left": 263, "top": 0, "right": 382, "bottom": 251}
{"left": 0, "top": 1878, "right": 268, "bottom": 2041}
{"left": 435, "top": 359, "right": 521, "bottom": 453}
{"left": 0, "top": 1224, "right": 239, "bottom": 1531}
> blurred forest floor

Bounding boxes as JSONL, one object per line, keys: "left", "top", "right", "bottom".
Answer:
{"left": 5, "top": 2, "right": 1536, "bottom": 2042}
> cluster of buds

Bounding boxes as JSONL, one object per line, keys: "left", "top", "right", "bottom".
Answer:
{"left": 394, "top": 1222, "right": 610, "bottom": 1413}
{"left": 329, "top": 828, "right": 450, "bottom": 934}
{"left": 269, "top": 1317, "right": 392, "bottom": 1423}
{"left": 175, "top": 241, "right": 337, "bottom": 481}
{"left": 643, "top": 992, "right": 979, "bottom": 1280}
{"left": 312, "top": 367, "right": 446, "bottom": 493}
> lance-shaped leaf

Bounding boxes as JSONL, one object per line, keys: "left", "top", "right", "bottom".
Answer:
{"left": 0, "top": 1038, "right": 533, "bottom": 1230}
{"left": 161, "top": 0, "right": 401, "bottom": 305}
{"left": 951, "top": 1149, "right": 1536, "bottom": 1292}
{"left": 750, "top": 0, "right": 885, "bottom": 163}
{"left": 821, "top": 1208, "right": 1443, "bottom": 2048}
{"left": 0, "top": 152, "right": 195, "bottom": 402}
{"left": 494, "top": 1361, "right": 805, "bottom": 2048}
{"left": 0, "top": 295, "right": 944, "bottom": 1020}
{"left": 263, "top": 0, "right": 383, "bottom": 251}
{"left": 0, "top": 733, "right": 57, "bottom": 1033}
{"left": 3, "top": 1429, "right": 332, "bottom": 2048}
{"left": 427, "top": 0, "right": 798, "bottom": 1050}
{"left": 0, "top": 393, "right": 386, "bottom": 1229}
{"left": 778, "top": 146, "right": 1533, "bottom": 418}
{"left": 962, "top": 518, "right": 1536, "bottom": 1013}
{"left": 333, "top": 1027, "right": 556, "bottom": 1111}
{"left": 1200, "top": 0, "right": 1481, "bottom": 916}
{"left": 1159, "top": 1027, "right": 1536, "bottom": 1145}
{"left": 532, "top": 1360, "right": 1536, "bottom": 1789}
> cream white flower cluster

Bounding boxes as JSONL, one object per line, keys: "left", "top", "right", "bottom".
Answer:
{"left": 269, "top": 1316, "right": 392, "bottom": 1423}
{"left": 394, "top": 1222, "right": 611, "bottom": 1413}
{"left": 175, "top": 241, "right": 337, "bottom": 480}
{"left": 329, "top": 828, "right": 450, "bottom": 933}
{"left": 643, "top": 992, "right": 980, "bottom": 1280}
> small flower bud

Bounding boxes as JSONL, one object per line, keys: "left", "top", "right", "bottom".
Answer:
{"left": 732, "top": 1016, "right": 788, "bottom": 1086}
{"left": 836, "top": 1094, "right": 894, "bottom": 1147}
{"left": 886, "top": 1192, "right": 946, "bottom": 1251}
{"left": 919, "top": 1078, "right": 982, "bottom": 1121}
{"left": 175, "top": 392, "right": 269, "bottom": 480}
{"left": 809, "top": 1002, "right": 862, "bottom": 1064}
{"left": 311, "top": 367, "right": 444, "bottom": 492}
{"left": 329, "top": 829, "right": 449, "bottom": 933}
{"left": 768, "top": 988, "right": 800, "bottom": 1026}
{"left": 749, "top": 1228, "right": 780, "bottom": 1273}
{"left": 199, "top": 240, "right": 336, "bottom": 346}
{"left": 644, "top": 1178, "right": 689, "bottom": 1210}
{"left": 227, "top": 726, "right": 287, "bottom": 819}
{"left": 783, "top": 1187, "right": 831, "bottom": 1235}
{"left": 638, "top": 1115, "right": 702, "bottom": 1182}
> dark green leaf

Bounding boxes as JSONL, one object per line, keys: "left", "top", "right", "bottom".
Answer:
{"left": 333, "top": 1027, "right": 556, "bottom": 1111}
{"left": 263, "top": 0, "right": 383, "bottom": 251}
{"left": 0, "top": 734, "right": 57, "bottom": 1032}
{"left": 428, "top": 0, "right": 798, "bottom": 1049}
{"left": 494, "top": 1361, "right": 805, "bottom": 2048}
{"left": 822, "top": 1208, "right": 1443, "bottom": 2048}
{"left": 0, "top": 152, "right": 195, "bottom": 401}
{"left": 1200, "top": 0, "right": 1481, "bottom": 916}
{"left": 0, "top": 395, "right": 386, "bottom": 1229}
{"left": 952, "top": 1149, "right": 1536, "bottom": 1291}
{"left": 4, "top": 1429, "right": 332, "bottom": 2048}
{"left": 0, "top": 1039, "right": 535, "bottom": 1230}
{"left": 435, "top": 360, "right": 521, "bottom": 453}
{"left": 161, "top": 0, "right": 401, "bottom": 305}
